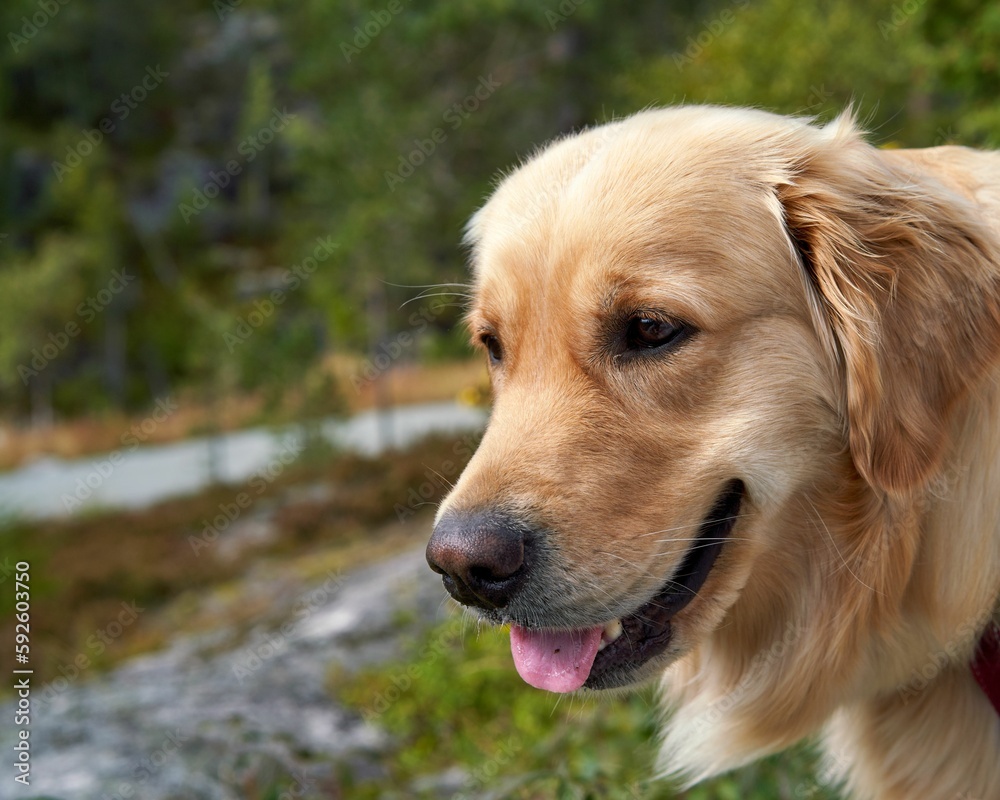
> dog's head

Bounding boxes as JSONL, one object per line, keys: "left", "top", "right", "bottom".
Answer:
{"left": 426, "top": 107, "right": 1000, "bottom": 706}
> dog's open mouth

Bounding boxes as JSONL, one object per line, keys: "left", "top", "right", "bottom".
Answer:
{"left": 509, "top": 480, "right": 745, "bottom": 692}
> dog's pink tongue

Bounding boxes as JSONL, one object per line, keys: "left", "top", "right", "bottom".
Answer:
{"left": 509, "top": 624, "right": 603, "bottom": 692}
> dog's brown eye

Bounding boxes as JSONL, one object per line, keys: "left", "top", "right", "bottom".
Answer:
{"left": 626, "top": 317, "right": 684, "bottom": 350}
{"left": 482, "top": 334, "right": 503, "bottom": 364}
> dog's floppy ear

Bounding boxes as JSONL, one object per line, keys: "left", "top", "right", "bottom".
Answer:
{"left": 778, "top": 115, "right": 1000, "bottom": 495}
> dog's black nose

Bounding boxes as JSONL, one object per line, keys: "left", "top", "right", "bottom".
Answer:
{"left": 426, "top": 511, "right": 529, "bottom": 610}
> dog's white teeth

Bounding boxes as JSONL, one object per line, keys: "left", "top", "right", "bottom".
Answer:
{"left": 598, "top": 619, "right": 623, "bottom": 650}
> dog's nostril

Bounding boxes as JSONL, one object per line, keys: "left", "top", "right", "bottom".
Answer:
{"left": 426, "top": 511, "right": 530, "bottom": 610}
{"left": 469, "top": 563, "right": 522, "bottom": 586}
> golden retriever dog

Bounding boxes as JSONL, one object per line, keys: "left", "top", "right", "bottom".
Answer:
{"left": 425, "top": 105, "right": 1000, "bottom": 799}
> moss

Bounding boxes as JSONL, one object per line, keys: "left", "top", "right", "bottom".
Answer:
{"left": 332, "top": 619, "right": 839, "bottom": 800}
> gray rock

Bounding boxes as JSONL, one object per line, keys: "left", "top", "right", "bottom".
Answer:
{"left": 0, "top": 545, "right": 453, "bottom": 800}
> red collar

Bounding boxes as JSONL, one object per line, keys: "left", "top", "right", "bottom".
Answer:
{"left": 972, "top": 621, "right": 1000, "bottom": 716}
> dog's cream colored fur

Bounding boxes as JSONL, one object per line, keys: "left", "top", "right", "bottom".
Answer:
{"left": 439, "top": 106, "right": 1000, "bottom": 799}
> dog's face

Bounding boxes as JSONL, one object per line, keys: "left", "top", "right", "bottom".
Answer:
{"left": 427, "top": 107, "right": 1000, "bottom": 699}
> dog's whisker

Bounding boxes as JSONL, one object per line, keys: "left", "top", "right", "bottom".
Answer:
{"left": 549, "top": 693, "right": 564, "bottom": 718}
{"left": 593, "top": 554, "right": 699, "bottom": 607}
{"left": 435, "top": 596, "right": 454, "bottom": 620}
{"left": 650, "top": 580, "right": 696, "bottom": 597}
{"left": 649, "top": 536, "right": 752, "bottom": 545}
{"left": 597, "top": 551, "right": 649, "bottom": 573}
{"left": 378, "top": 280, "right": 472, "bottom": 289}
{"left": 632, "top": 520, "right": 715, "bottom": 538}
{"left": 801, "top": 496, "right": 882, "bottom": 595}
{"left": 398, "top": 291, "right": 473, "bottom": 309}
{"left": 649, "top": 546, "right": 736, "bottom": 559}
{"left": 648, "top": 538, "right": 752, "bottom": 558}
{"left": 596, "top": 551, "right": 709, "bottom": 603}
{"left": 633, "top": 513, "right": 753, "bottom": 539}
{"left": 590, "top": 595, "right": 621, "bottom": 623}
{"left": 422, "top": 465, "right": 455, "bottom": 490}
{"left": 412, "top": 289, "right": 473, "bottom": 300}
{"left": 600, "top": 536, "right": 749, "bottom": 564}
{"left": 570, "top": 573, "right": 623, "bottom": 614}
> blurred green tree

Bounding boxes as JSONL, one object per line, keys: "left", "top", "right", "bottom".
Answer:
{"left": 0, "top": 0, "right": 994, "bottom": 421}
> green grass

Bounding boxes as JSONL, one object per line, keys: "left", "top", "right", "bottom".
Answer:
{"left": 333, "top": 619, "right": 840, "bottom": 799}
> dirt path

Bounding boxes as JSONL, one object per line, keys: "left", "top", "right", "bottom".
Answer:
{"left": 0, "top": 401, "right": 486, "bottom": 520}
{"left": 0, "top": 541, "right": 453, "bottom": 799}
